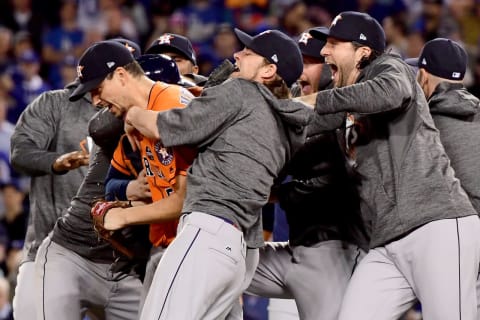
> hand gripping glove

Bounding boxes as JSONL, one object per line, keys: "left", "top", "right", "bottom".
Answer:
{"left": 91, "top": 200, "right": 134, "bottom": 259}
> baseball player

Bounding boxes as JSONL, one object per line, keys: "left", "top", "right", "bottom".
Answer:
{"left": 121, "top": 28, "right": 310, "bottom": 319}
{"left": 100, "top": 53, "right": 196, "bottom": 314}
{"left": 145, "top": 33, "right": 207, "bottom": 85}
{"left": 406, "top": 38, "right": 480, "bottom": 213}
{"left": 34, "top": 107, "right": 151, "bottom": 320}
{"left": 32, "top": 39, "right": 152, "bottom": 320}
{"left": 9, "top": 37, "right": 142, "bottom": 320}
{"left": 10, "top": 79, "right": 95, "bottom": 320}
{"left": 406, "top": 38, "right": 480, "bottom": 316}
{"left": 298, "top": 11, "right": 480, "bottom": 319}
{"left": 245, "top": 27, "right": 368, "bottom": 320}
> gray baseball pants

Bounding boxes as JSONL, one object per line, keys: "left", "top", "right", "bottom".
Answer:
{"left": 246, "top": 240, "right": 363, "bottom": 320}
{"left": 338, "top": 215, "right": 480, "bottom": 320}
{"left": 13, "top": 260, "right": 36, "bottom": 320}
{"left": 140, "top": 211, "right": 257, "bottom": 320}
{"left": 35, "top": 237, "right": 142, "bottom": 320}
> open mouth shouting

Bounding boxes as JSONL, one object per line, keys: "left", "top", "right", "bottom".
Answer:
{"left": 327, "top": 63, "right": 338, "bottom": 83}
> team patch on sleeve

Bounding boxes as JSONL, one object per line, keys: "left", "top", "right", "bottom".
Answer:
{"left": 180, "top": 87, "right": 194, "bottom": 105}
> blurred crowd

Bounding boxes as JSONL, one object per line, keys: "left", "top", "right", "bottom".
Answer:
{"left": 0, "top": 0, "right": 479, "bottom": 318}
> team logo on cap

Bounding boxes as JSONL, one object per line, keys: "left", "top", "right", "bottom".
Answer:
{"left": 157, "top": 34, "right": 174, "bottom": 45}
{"left": 452, "top": 72, "right": 461, "bottom": 78}
{"left": 76, "top": 65, "right": 84, "bottom": 78}
{"left": 271, "top": 54, "right": 278, "bottom": 63}
{"left": 124, "top": 43, "right": 136, "bottom": 54}
{"left": 421, "top": 58, "right": 427, "bottom": 65}
{"left": 298, "top": 32, "right": 312, "bottom": 45}
{"left": 359, "top": 33, "right": 367, "bottom": 41}
{"left": 331, "top": 14, "right": 342, "bottom": 26}
{"left": 106, "top": 61, "right": 115, "bottom": 68}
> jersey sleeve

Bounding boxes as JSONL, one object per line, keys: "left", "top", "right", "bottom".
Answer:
{"left": 110, "top": 135, "right": 132, "bottom": 176}
{"left": 173, "top": 146, "right": 197, "bottom": 175}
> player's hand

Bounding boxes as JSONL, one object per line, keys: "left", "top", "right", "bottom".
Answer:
{"left": 52, "top": 150, "right": 89, "bottom": 172}
{"left": 126, "top": 169, "right": 151, "bottom": 200}
{"left": 102, "top": 207, "right": 128, "bottom": 230}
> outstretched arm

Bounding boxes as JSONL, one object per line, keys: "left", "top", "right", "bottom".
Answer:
{"left": 102, "top": 174, "right": 187, "bottom": 230}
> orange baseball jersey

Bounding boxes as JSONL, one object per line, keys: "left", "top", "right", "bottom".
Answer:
{"left": 111, "top": 82, "right": 196, "bottom": 247}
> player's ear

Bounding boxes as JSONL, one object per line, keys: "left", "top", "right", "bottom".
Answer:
{"left": 191, "top": 64, "right": 199, "bottom": 75}
{"left": 262, "top": 63, "right": 277, "bottom": 79}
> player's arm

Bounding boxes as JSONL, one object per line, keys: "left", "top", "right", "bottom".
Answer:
{"left": 125, "top": 107, "right": 161, "bottom": 140}
{"left": 102, "top": 174, "right": 187, "bottom": 230}
{"left": 11, "top": 91, "right": 88, "bottom": 175}
{"left": 301, "top": 63, "right": 412, "bottom": 115}
{"left": 105, "top": 166, "right": 151, "bottom": 202}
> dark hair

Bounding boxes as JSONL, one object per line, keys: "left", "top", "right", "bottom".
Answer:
{"left": 352, "top": 41, "right": 382, "bottom": 69}
{"left": 106, "top": 61, "right": 144, "bottom": 80}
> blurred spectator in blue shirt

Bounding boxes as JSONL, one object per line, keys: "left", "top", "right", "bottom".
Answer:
{"left": 6, "top": 50, "right": 50, "bottom": 123}
{"left": 42, "top": 0, "right": 84, "bottom": 89}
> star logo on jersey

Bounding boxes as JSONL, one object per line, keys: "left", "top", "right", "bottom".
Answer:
{"left": 298, "top": 32, "right": 312, "bottom": 45}
{"left": 157, "top": 34, "right": 174, "bottom": 45}
{"left": 331, "top": 14, "right": 342, "bottom": 27}
{"left": 155, "top": 141, "right": 173, "bottom": 165}
{"left": 76, "top": 65, "right": 84, "bottom": 79}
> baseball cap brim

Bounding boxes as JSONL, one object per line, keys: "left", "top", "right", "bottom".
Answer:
{"left": 404, "top": 57, "right": 419, "bottom": 67}
{"left": 234, "top": 28, "right": 254, "bottom": 51}
{"left": 309, "top": 28, "right": 330, "bottom": 41}
{"left": 145, "top": 44, "right": 195, "bottom": 65}
{"left": 69, "top": 77, "right": 104, "bottom": 102}
{"left": 309, "top": 27, "right": 367, "bottom": 46}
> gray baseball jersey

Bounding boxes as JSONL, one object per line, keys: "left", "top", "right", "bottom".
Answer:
{"left": 314, "top": 53, "right": 480, "bottom": 319}
{"left": 140, "top": 78, "right": 311, "bottom": 319}
{"left": 10, "top": 82, "right": 99, "bottom": 320}
{"left": 35, "top": 109, "right": 148, "bottom": 319}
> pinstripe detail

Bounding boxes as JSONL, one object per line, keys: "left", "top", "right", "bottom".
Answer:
{"left": 351, "top": 246, "right": 362, "bottom": 277}
{"left": 41, "top": 240, "right": 53, "bottom": 320}
{"left": 157, "top": 228, "right": 201, "bottom": 319}
{"left": 456, "top": 218, "right": 461, "bottom": 320}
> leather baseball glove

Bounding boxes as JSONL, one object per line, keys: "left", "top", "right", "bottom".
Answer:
{"left": 91, "top": 200, "right": 134, "bottom": 259}
{"left": 203, "top": 59, "right": 236, "bottom": 88}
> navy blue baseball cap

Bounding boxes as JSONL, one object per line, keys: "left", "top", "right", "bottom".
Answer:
{"left": 145, "top": 33, "right": 197, "bottom": 65}
{"left": 297, "top": 27, "right": 328, "bottom": 62}
{"left": 234, "top": 28, "right": 303, "bottom": 87}
{"left": 405, "top": 38, "right": 467, "bottom": 80}
{"left": 310, "top": 11, "right": 386, "bottom": 52}
{"left": 108, "top": 38, "right": 141, "bottom": 58}
{"left": 136, "top": 54, "right": 181, "bottom": 84}
{"left": 69, "top": 41, "right": 135, "bottom": 101}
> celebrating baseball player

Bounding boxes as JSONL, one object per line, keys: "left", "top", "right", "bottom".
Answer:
{"left": 298, "top": 11, "right": 480, "bottom": 320}
{"left": 245, "top": 26, "right": 369, "bottom": 320}
{"left": 112, "top": 28, "right": 311, "bottom": 319}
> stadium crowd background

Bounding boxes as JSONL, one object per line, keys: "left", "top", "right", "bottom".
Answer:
{"left": 0, "top": 0, "right": 479, "bottom": 318}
